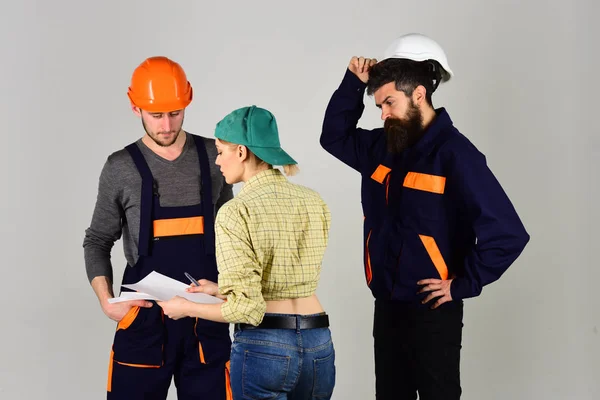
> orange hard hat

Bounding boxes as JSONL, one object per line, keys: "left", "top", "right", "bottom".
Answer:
{"left": 127, "top": 56, "right": 193, "bottom": 112}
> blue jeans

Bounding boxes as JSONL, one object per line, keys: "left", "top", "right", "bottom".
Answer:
{"left": 230, "top": 314, "right": 336, "bottom": 399}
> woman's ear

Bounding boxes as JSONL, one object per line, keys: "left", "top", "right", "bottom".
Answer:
{"left": 237, "top": 145, "right": 249, "bottom": 162}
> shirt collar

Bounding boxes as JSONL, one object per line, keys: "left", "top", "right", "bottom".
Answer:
{"left": 239, "top": 168, "right": 286, "bottom": 195}
{"left": 411, "top": 107, "right": 454, "bottom": 156}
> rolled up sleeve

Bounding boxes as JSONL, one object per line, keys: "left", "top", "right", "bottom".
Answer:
{"left": 215, "top": 202, "right": 266, "bottom": 326}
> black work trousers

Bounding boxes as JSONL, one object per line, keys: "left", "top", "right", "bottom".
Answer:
{"left": 373, "top": 299, "right": 464, "bottom": 400}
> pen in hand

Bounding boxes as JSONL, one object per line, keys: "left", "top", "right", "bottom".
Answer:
{"left": 184, "top": 272, "right": 200, "bottom": 287}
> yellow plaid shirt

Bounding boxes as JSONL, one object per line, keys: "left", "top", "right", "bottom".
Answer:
{"left": 216, "top": 168, "right": 331, "bottom": 325}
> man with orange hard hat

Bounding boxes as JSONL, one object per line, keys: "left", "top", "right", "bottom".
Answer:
{"left": 83, "top": 56, "right": 233, "bottom": 399}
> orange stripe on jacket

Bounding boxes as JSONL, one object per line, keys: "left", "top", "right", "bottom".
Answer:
{"left": 198, "top": 342, "right": 206, "bottom": 364}
{"left": 371, "top": 165, "right": 391, "bottom": 184}
{"left": 365, "top": 230, "right": 373, "bottom": 285}
{"left": 403, "top": 172, "right": 446, "bottom": 194}
{"left": 419, "top": 235, "right": 449, "bottom": 280}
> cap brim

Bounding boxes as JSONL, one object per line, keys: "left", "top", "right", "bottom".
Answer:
{"left": 249, "top": 146, "right": 297, "bottom": 166}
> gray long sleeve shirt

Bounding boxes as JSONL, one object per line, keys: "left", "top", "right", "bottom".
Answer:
{"left": 82, "top": 132, "right": 233, "bottom": 283}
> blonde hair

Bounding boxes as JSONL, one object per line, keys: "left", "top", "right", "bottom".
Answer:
{"left": 218, "top": 139, "right": 299, "bottom": 177}
{"left": 283, "top": 164, "right": 299, "bottom": 176}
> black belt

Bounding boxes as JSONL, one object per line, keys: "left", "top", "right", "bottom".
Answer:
{"left": 235, "top": 314, "right": 329, "bottom": 331}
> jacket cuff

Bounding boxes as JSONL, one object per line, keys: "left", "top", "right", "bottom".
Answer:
{"left": 450, "top": 276, "right": 481, "bottom": 300}
{"left": 340, "top": 68, "right": 367, "bottom": 93}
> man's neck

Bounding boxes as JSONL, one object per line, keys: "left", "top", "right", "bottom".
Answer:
{"left": 141, "top": 129, "right": 187, "bottom": 161}
{"left": 421, "top": 107, "right": 437, "bottom": 131}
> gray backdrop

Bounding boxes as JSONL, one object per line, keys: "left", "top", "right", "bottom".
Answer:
{"left": 1, "top": 0, "right": 598, "bottom": 399}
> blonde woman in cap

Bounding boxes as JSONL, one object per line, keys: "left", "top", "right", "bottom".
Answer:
{"left": 158, "top": 105, "right": 336, "bottom": 399}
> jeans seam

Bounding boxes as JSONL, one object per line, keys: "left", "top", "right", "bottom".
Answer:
{"left": 235, "top": 337, "right": 300, "bottom": 351}
{"left": 289, "top": 353, "right": 302, "bottom": 393}
{"left": 303, "top": 339, "right": 333, "bottom": 353}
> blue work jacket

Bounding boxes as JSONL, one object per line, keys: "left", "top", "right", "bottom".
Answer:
{"left": 320, "top": 69, "right": 529, "bottom": 303}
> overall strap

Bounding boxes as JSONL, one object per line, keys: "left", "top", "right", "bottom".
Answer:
{"left": 125, "top": 143, "right": 155, "bottom": 257}
{"left": 192, "top": 135, "right": 216, "bottom": 256}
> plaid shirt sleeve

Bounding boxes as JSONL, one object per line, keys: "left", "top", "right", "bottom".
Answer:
{"left": 215, "top": 201, "right": 266, "bottom": 325}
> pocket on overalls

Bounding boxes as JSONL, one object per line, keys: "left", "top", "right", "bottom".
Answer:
{"left": 112, "top": 304, "right": 164, "bottom": 367}
{"left": 194, "top": 317, "right": 232, "bottom": 365}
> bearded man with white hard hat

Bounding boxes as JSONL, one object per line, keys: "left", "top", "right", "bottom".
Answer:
{"left": 319, "top": 33, "right": 529, "bottom": 399}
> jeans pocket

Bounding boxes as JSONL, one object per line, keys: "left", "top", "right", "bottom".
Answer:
{"left": 313, "top": 350, "right": 336, "bottom": 398}
{"left": 242, "top": 350, "right": 290, "bottom": 400}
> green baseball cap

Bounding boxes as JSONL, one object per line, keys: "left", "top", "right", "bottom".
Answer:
{"left": 214, "top": 105, "right": 297, "bottom": 166}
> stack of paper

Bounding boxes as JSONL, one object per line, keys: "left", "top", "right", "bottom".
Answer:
{"left": 107, "top": 271, "right": 224, "bottom": 305}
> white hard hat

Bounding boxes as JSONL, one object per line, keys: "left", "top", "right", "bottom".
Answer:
{"left": 383, "top": 33, "right": 453, "bottom": 82}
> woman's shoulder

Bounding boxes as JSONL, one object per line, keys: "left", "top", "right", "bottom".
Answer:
{"left": 287, "top": 181, "right": 328, "bottom": 205}
{"left": 215, "top": 195, "right": 251, "bottom": 223}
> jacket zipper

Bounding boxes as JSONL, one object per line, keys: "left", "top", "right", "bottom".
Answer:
{"left": 390, "top": 242, "right": 403, "bottom": 300}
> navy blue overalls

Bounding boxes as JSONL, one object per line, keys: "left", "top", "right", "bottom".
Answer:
{"left": 107, "top": 135, "right": 232, "bottom": 400}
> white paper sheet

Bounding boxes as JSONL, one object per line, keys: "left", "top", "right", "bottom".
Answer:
{"left": 107, "top": 292, "right": 160, "bottom": 303}
{"left": 107, "top": 271, "right": 224, "bottom": 305}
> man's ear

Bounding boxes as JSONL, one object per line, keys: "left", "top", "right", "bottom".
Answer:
{"left": 412, "top": 85, "right": 427, "bottom": 106}
{"left": 131, "top": 105, "right": 142, "bottom": 117}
